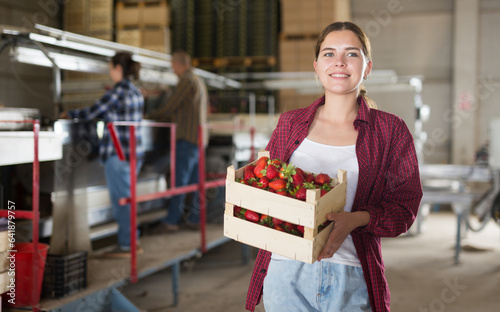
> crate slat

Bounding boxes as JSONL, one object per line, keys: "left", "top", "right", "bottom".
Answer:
{"left": 224, "top": 210, "right": 335, "bottom": 263}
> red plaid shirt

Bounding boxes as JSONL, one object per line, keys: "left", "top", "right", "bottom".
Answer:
{"left": 245, "top": 96, "right": 422, "bottom": 312}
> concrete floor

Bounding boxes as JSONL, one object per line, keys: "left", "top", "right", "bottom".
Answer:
{"left": 121, "top": 211, "right": 500, "bottom": 312}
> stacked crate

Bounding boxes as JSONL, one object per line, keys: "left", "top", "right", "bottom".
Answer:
{"left": 115, "top": 0, "right": 171, "bottom": 54}
{"left": 171, "top": 0, "right": 277, "bottom": 71}
{"left": 63, "top": 0, "right": 113, "bottom": 80}
{"left": 279, "top": 0, "right": 351, "bottom": 112}
{"left": 63, "top": 0, "right": 113, "bottom": 40}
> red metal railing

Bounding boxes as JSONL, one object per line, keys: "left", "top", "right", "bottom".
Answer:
{"left": 108, "top": 121, "right": 255, "bottom": 283}
{"left": 0, "top": 120, "right": 40, "bottom": 312}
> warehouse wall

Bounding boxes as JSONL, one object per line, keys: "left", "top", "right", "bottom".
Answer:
{"left": 0, "top": 0, "right": 61, "bottom": 120}
{"left": 479, "top": 5, "right": 500, "bottom": 155}
{"left": 351, "top": 0, "right": 500, "bottom": 164}
{"left": 351, "top": 0, "right": 454, "bottom": 164}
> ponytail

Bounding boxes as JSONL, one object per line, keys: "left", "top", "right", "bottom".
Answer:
{"left": 111, "top": 52, "right": 141, "bottom": 80}
{"left": 359, "top": 83, "right": 377, "bottom": 109}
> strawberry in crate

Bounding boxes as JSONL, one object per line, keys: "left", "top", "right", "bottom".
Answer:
{"left": 232, "top": 156, "right": 338, "bottom": 237}
{"left": 237, "top": 156, "right": 335, "bottom": 200}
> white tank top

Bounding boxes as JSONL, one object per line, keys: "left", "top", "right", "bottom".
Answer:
{"left": 271, "top": 138, "right": 361, "bottom": 267}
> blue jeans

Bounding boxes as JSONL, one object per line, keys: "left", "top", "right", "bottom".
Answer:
{"left": 104, "top": 155, "right": 143, "bottom": 249}
{"left": 163, "top": 140, "right": 200, "bottom": 225}
{"left": 263, "top": 259, "right": 372, "bottom": 312}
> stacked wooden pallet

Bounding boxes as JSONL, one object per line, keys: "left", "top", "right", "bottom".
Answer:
{"left": 278, "top": 0, "right": 351, "bottom": 112}
{"left": 115, "top": 0, "right": 171, "bottom": 54}
{"left": 63, "top": 0, "right": 113, "bottom": 40}
{"left": 63, "top": 0, "right": 113, "bottom": 81}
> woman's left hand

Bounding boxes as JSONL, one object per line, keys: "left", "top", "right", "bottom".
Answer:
{"left": 317, "top": 211, "right": 370, "bottom": 261}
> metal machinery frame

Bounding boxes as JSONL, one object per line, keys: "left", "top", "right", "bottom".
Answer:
{"left": 0, "top": 24, "right": 247, "bottom": 310}
{"left": 1, "top": 24, "right": 242, "bottom": 103}
{"left": 0, "top": 120, "right": 41, "bottom": 312}
{"left": 107, "top": 121, "right": 255, "bottom": 284}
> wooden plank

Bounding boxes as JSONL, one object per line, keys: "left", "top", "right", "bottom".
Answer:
{"left": 0, "top": 231, "right": 8, "bottom": 252}
{"left": 224, "top": 214, "right": 315, "bottom": 263}
{"left": 313, "top": 177, "right": 346, "bottom": 229}
{"left": 0, "top": 250, "right": 8, "bottom": 272}
{"left": 0, "top": 271, "right": 9, "bottom": 295}
{"left": 226, "top": 179, "right": 315, "bottom": 227}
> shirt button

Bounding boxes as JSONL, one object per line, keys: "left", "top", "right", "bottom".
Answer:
{"left": 260, "top": 269, "right": 266, "bottom": 274}
{"left": 294, "top": 140, "right": 299, "bottom": 145}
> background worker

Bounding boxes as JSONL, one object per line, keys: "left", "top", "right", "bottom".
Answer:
{"left": 60, "top": 52, "right": 145, "bottom": 257}
{"left": 148, "top": 51, "right": 209, "bottom": 233}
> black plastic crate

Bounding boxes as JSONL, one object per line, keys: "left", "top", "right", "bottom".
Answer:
{"left": 42, "top": 251, "right": 88, "bottom": 298}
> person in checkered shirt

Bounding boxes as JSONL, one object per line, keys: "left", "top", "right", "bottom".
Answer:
{"left": 60, "top": 52, "right": 144, "bottom": 257}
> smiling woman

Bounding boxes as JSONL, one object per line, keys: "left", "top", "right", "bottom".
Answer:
{"left": 245, "top": 21, "right": 423, "bottom": 312}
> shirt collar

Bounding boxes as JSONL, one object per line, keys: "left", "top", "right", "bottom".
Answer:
{"left": 355, "top": 95, "right": 371, "bottom": 125}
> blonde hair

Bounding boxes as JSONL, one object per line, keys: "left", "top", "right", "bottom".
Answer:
{"left": 314, "top": 22, "right": 377, "bottom": 109}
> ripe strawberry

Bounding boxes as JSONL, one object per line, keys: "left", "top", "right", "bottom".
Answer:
{"left": 314, "top": 173, "right": 331, "bottom": 186}
{"left": 272, "top": 217, "right": 284, "bottom": 225}
{"left": 291, "top": 171, "right": 305, "bottom": 187}
{"left": 295, "top": 167, "right": 305, "bottom": 177}
{"left": 234, "top": 206, "right": 246, "bottom": 219}
{"left": 296, "top": 225, "right": 304, "bottom": 236}
{"left": 238, "top": 178, "right": 248, "bottom": 185}
{"left": 258, "top": 177, "right": 269, "bottom": 189}
{"left": 244, "top": 210, "right": 260, "bottom": 223}
{"left": 259, "top": 214, "right": 273, "bottom": 227}
{"left": 254, "top": 157, "right": 268, "bottom": 178}
{"left": 269, "top": 158, "right": 282, "bottom": 167}
{"left": 283, "top": 222, "right": 297, "bottom": 233}
{"left": 304, "top": 173, "right": 315, "bottom": 183}
{"left": 320, "top": 189, "right": 328, "bottom": 197}
{"left": 279, "top": 163, "right": 296, "bottom": 180}
{"left": 266, "top": 164, "right": 279, "bottom": 180}
{"left": 269, "top": 178, "right": 287, "bottom": 191}
{"left": 276, "top": 190, "right": 287, "bottom": 196}
{"left": 251, "top": 181, "right": 260, "bottom": 188}
{"left": 273, "top": 224, "right": 286, "bottom": 232}
{"left": 295, "top": 187, "right": 307, "bottom": 201}
{"left": 244, "top": 165, "right": 256, "bottom": 181}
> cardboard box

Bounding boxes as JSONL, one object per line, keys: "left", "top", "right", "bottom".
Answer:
{"left": 116, "top": 0, "right": 169, "bottom": 29}
{"left": 224, "top": 151, "right": 347, "bottom": 263}
{"left": 116, "top": 28, "right": 170, "bottom": 54}
{"left": 279, "top": 38, "right": 317, "bottom": 72}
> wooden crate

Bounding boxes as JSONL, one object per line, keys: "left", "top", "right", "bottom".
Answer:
{"left": 281, "top": 0, "right": 351, "bottom": 37}
{"left": 116, "top": 0, "right": 169, "bottom": 29}
{"left": 64, "top": 0, "right": 113, "bottom": 33}
{"left": 116, "top": 27, "right": 170, "bottom": 53}
{"left": 278, "top": 90, "right": 323, "bottom": 113}
{"left": 279, "top": 38, "right": 317, "bottom": 72}
{"left": 224, "top": 151, "right": 347, "bottom": 263}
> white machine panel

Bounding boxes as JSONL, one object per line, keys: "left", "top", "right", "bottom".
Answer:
{"left": 489, "top": 119, "right": 500, "bottom": 169}
{"left": 0, "top": 131, "right": 63, "bottom": 166}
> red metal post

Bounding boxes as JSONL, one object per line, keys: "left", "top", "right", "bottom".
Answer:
{"left": 198, "top": 126, "right": 207, "bottom": 253}
{"left": 107, "top": 123, "right": 126, "bottom": 161}
{"left": 129, "top": 126, "right": 138, "bottom": 283}
{"left": 32, "top": 120, "right": 40, "bottom": 312}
